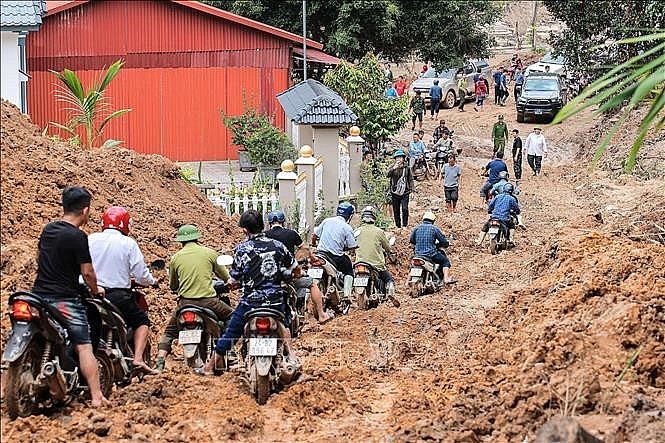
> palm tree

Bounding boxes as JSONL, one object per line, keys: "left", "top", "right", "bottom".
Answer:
{"left": 50, "top": 59, "right": 131, "bottom": 149}
{"left": 551, "top": 32, "right": 665, "bottom": 173}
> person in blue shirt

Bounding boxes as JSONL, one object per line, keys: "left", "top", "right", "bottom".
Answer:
{"left": 408, "top": 131, "right": 426, "bottom": 168}
{"left": 475, "top": 183, "right": 521, "bottom": 245}
{"left": 384, "top": 82, "right": 398, "bottom": 98}
{"left": 429, "top": 80, "right": 443, "bottom": 120}
{"left": 409, "top": 212, "right": 456, "bottom": 285}
{"left": 199, "top": 209, "right": 298, "bottom": 375}
{"left": 480, "top": 151, "right": 508, "bottom": 201}
{"left": 499, "top": 69, "right": 509, "bottom": 105}
{"left": 513, "top": 67, "right": 525, "bottom": 98}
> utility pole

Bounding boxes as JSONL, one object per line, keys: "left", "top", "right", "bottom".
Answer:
{"left": 302, "top": 0, "right": 307, "bottom": 81}
{"left": 531, "top": 0, "right": 538, "bottom": 51}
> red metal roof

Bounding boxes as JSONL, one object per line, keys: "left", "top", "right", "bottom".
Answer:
{"left": 45, "top": 0, "right": 323, "bottom": 50}
{"left": 293, "top": 47, "right": 340, "bottom": 65}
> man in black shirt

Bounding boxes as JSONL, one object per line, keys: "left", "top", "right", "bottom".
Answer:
{"left": 511, "top": 128, "right": 523, "bottom": 183}
{"left": 264, "top": 211, "right": 332, "bottom": 323}
{"left": 32, "top": 186, "right": 108, "bottom": 407}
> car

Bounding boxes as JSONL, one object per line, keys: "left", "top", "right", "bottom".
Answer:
{"left": 409, "top": 59, "right": 491, "bottom": 109}
{"left": 515, "top": 73, "right": 568, "bottom": 123}
{"left": 525, "top": 52, "right": 568, "bottom": 77}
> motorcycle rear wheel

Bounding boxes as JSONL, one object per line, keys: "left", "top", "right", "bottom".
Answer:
{"left": 6, "top": 341, "right": 43, "bottom": 420}
{"left": 95, "top": 351, "right": 114, "bottom": 399}
{"left": 490, "top": 237, "right": 499, "bottom": 255}
{"left": 255, "top": 371, "right": 271, "bottom": 405}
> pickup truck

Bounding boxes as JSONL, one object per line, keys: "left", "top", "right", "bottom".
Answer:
{"left": 409, "top": 59, "right": 492, "bottom": 108}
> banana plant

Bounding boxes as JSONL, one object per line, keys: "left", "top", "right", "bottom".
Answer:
{"left": 551, "top": 32, "right": 665, "bottom": 173}
{"left": 50, "top": 59, "right": 131, "bottom": 149}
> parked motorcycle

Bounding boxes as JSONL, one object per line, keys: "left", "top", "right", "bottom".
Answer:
{"left": 307, "top": 252, "right": 351, "bottom": 316}
{"left": 353, "top": 237, "right": 397, "bottom": 310}
{"left": 2, "top": 291, "right": 115, "bottom": 420}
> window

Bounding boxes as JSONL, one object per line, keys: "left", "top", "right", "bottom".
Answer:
{"left": 523, "top": 78, "right": 559, "bottom": 91}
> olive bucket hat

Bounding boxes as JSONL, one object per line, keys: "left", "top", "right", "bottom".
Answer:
{"left": 174, "top": 224, "right": 202, "bottom": 242}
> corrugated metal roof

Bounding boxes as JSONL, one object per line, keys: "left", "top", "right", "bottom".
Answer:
{"left": 1, "top": 0, "right": 45, "bottom": 30}
{"left": 276, "top": 79, "right": 357, "bottom": 126}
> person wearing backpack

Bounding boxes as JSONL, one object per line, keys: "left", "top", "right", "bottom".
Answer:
{"left": 387, "top": 150, "right": 414, "bottom": 229}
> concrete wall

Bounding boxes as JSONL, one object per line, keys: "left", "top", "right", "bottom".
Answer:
{"left": 1, "top": 31, "right": 21, "bottom": 108}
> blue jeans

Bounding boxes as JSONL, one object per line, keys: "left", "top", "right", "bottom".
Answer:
{"left": 214, "top": 297, "right": 288, "bottom": 355}
{"left": 427, "top": 251, "right": 451, "bottom": 280}
{"left": 480, "top": 179, "right": 498, "bottom": 198}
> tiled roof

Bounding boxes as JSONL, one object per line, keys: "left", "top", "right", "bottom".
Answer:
{"left": 276, "top": 79, "right": 357, "bottom": 126}
{"left": 1, "top": 0, "right": 45, "bottom": 30}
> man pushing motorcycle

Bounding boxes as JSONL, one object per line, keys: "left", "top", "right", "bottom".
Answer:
{"left": 88, "top": 206, "right": 158, "bottom": 375}
{"left": 199, "top": 210, "right": 298, "bottom": 375}
{"left": 154, "top": 224, "right": 233, "bottom": 372}
{"left": 354, "top": 206, "right": 400, "bottom": 307}
{"left": 264, "top": 210, "right": 333, "bottom": 323}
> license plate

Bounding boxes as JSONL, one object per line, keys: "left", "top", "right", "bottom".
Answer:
{"left": 353, "top": 276, "right": 369, "bottom": 287}
{"left": 178, "top": 329, "right": 202, "bottom": 345}
{"left": 307, "top": 267, "right": 324, "bottom": 279}
{"left": 248, "top": 337, "right": 277, "bottom": 356}
{"left": 488, "top": 227, "right": 500, "bottom": 234}
{"left": 534, "top": 109, "right": 543, "bottom": 115}
{"left": 409, "top": 267, "right": 423, "bottom": 277}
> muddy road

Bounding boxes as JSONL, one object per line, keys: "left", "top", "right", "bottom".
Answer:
{"left": 2, "top": 96, "right": 664, "bottom": 442}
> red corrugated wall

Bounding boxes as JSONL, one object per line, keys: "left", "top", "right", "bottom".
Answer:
{"left": 27, "top": 0, "right": 291, "bottom": 161}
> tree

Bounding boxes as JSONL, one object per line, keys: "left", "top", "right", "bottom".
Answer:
{"left": 50, "top": 59, "right": 130, "bottom": 149}
{"left": 203, "top": 0, "right": 499, "bottom": 67}
{"left": 544, "top": 0, "right": 665, "bottom": 73}
{"left": 324, "top": 53, "right": 409, "bottom": 146}
{"left": 551, "top": 32, "right": 665, "bottom": 174}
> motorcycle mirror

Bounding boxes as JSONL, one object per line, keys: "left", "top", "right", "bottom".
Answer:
{"left": 217, "top": 255, "right": 234, "bottom": 267}
{"left": 389, "top": 236, "right": 396, "bottom": 247}
{"left": 149, "top": 259, "right": 166, "bottom": 270}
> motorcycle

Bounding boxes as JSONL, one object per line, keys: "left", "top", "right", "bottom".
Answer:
{"left": 306, "top": 251, "right": 351, "bottom": 316}
{"left": 488, "top": 216, "right": 516, "bottom": 255}
{"left": 407, "top": 244, "right": 449, "bottom": 298}
{"left": 176, "top": 258, "right": 232, "bottom": 369}
{"left": 411, "top": 155, "right": 429, "bottom": 181}
{"left": 2, "top": 291, "right": 115, "bottom": 420}
{"left": 352, "top": 237, "right": 397, "bottom": 310}
{"left": 284, "top": 262, "right": 310, "bottom": 338}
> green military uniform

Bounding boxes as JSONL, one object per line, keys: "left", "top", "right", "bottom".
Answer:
{"left": 355, "top": 223, "right": 391, "bottom": 271}
{"left": 158, "top": 238, "right": 232, "bottom": 353}
{"left": 492, "top": 121, "right": 508, "bottom": 156}
{"left": 410, "top": 96, "right": 425, "bottom": 115}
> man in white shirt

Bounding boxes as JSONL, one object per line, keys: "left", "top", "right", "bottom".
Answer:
{"left": 524, "top": 127, "right": 548, "bottom": 176}
{"left": 89, "top": 206, "right": 156, "bottom": 374}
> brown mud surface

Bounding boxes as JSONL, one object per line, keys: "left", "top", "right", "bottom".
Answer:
{"left": 1, "top": 86, "right": 664, "bottom": 443}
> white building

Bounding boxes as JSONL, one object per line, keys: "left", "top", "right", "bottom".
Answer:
{"left": 1, "top": 1, "right": 44, "bottom": 113}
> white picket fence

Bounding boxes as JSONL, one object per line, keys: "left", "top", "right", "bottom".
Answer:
{"left": 208, "top": 190, "right": 279, "bottom": 217}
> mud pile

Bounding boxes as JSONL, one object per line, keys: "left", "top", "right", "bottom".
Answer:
{"left": 0, "top": 100, "right": 242, "bottom": 330}
{"left": 391, "top": 233, "right": 665, "bottom": 442}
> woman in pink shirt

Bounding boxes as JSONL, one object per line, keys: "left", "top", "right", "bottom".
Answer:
{"left": 474, "top": 74, "right": 488, "bottom": 112}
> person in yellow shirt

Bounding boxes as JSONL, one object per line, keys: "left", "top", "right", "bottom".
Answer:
{"left": 154, "top": 224, "right": 232, "bottom": 372}
{"left": 354, "top": 207, "right": 399, "bottom": 307}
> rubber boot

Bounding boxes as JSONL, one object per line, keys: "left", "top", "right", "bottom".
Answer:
{"left": 386, "top": 281, "right": 400, "bottom": 307}
{"left": 474, "top": 232, "right": 486, "bottom": 245}
{"left": 508, "top": 229, "right": 516, "bottom": 247}
{"left": 343, "top": 275, "right": 353, "bottom": 301}
{"left": 154, "top": 356, "right": 166, "bottom": 373}
{"left": 517, "top": 214, "right": 526, "bottom": 229}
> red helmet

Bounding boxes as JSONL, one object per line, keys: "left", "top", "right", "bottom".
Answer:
{"left": 102, "top": 206, "right": 131, "bottom": 235}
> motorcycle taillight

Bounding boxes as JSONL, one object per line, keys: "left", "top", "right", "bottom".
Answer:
{"left": 255, "top": 317, "right": 271, "bottom": 335}
{"left": 411, "top": 258, "right": 424, "bottom": 266}
{"left": 12, "top": 300, "right": 35, "bottom": 321}
{"left": 355, "top": 264, "right": 368, "bottom": 274}
{"left": 181, "top": 311, "right": 197, "bottom": 323}
{"left": 310, "top": 257, "right": 323, "bottom": 266}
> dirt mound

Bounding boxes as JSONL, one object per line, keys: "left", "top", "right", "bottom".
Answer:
{"left": 0, "top": 100, "right": 242, "bottom": 330}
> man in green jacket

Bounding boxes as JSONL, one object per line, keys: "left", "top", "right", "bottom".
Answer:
{"left": 154, "top": 224, "right": 233, "bottom": 371}
{"left": 492, "top": 114, "right": 509, "bottom": 157}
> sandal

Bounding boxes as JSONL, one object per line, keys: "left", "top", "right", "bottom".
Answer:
{"left": 445, "top": 280, "right": 458, "bottom": 285}
{"left": 133, "top": 362, "right": 158, "bottom": 376}
{"left": 319, "top": 313, "right": 335, "bottom": 324}
{"left": 193, "top": 367, "right": 217, "bottom": 377}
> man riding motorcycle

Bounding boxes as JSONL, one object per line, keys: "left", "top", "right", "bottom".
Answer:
{"left": 88, "top": 206, "right": 157, "bottom": 375}
{"left": 409, "top": 212, "right": 457, "bottom": 285}
{"left": 311, "top": 202, "right": 358, "bottom": 302}
{"left": 475, "top": 183, "right": 522, "bottom": 245}
{"left": 264, "top": 210, "right": 333, "bottom": 323}
{"left": 31, "top": 186, "right": 108, "bottom": 407}
{"left": 480, "top": 151, "right": 508, "bottom": 202}
{"left": 154, "top": 224, "right": 233, "bottom": 372}
{"left": 199, "top": 210, "right": 298, "bottom": 375}
{"left": 354, "top": 206, "right": 400, "bottom": 307}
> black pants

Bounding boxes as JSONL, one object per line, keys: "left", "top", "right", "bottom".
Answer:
{"left": 391, "top": 193, "right": 410, "bottom": 227}
{"left": 494, "top": 85, "right": 501, "bottom": 104}
{"left": 329, "top": 254, "right": 353, "bottom": 277}
{"left": 430, "top": 99, "right": 441, "bottom": 115}
{"left": 458, "top": 89, "right": 465, "bottom": 110}
{"left": 527, "top": 154, "right": 543, "bottom": 174}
